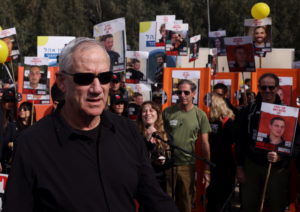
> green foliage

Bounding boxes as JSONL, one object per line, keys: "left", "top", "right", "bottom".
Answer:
{"left": 0, "top": 0, "right": 299, "bottom": 59}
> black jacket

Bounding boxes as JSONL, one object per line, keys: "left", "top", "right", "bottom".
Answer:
{"left": 236, "top": 93, "right": 292, "bottom": 168}
{"left": 3, "top": 109, "right": 178, "bottom": 212}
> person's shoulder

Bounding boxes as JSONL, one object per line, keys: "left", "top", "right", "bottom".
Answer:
{"left": 104, "top": 110, "right": 135, "bottom": 127}
{"left": 19, "top": 115, "right": 53, "bottom": 137}
{"left": 108, "top": 50, "right": 120, "bottom": 57}
{"left": 193, "top": 106, "right": 206, "bottom": 116}
{"left": 163, "top": 105, "right": 179, "bottom": 114}
{"left": 262, "top": 136, "right": 270, "bottom": 143}
{"left": 37, "top": 83, "right": 46, "bottom": 90}
{"left": 15, "top": 115, "right": 53, "bottom": 148}
{"left": 103, "top": 110, "right": 142, "bottom": 143}
{"left": 23, "top": 81, "right": 31, "bottom": 89}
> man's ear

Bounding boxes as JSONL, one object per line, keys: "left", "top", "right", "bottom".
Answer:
{"left": 191, "top": 90, "right": 196, "bottom": 98}
{"left": 55, "top": 72, "right": 66, "bottom": 93}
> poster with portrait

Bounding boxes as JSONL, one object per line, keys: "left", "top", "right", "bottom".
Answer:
{"left": 126, "top": 82, "right": 152, "bottom": 101}
{"left": 210, "top": 48, "right": 218, "bottom": 75}
{"left": 189, "top": 35, "right": 201, "bottom": 62}
{"left": 94, "top": 18, "right": 126, "bottom": 72}
{"left": 165, "top": 23, "right": 189, "bottom": 56}
{"left": 278, "top": 77, "right": 292, "bottom": 106}
{"left": 22, "top": 57, "right": 51, "bottom": 104}
{"left": 256, "top": 103, "right": 299, "bottom": 155}
{"left": 224, "top": 36, "right": 256, "bottom": 72}
{"left": 125, "top": 51, "right": 149, "bottom": 83}
{"left": 171, "top": 70, "right": 200, "bottom": 105}
{"left": 155, "top": 15, "right": 176, "bottom": 47}
{"left": 0, "top": 27, "right": 20, "bottom": 61}
{"left": 244, "top": 17, "right": 272, "bottom": 55}
{"left": 37, "top": 36, "right": 75, "bottom": 66}
{"left": 23, "top": 57, "right": 49, "bottom": 95}
{"left": 0, "top": 174, "right": 8, "bottom": 209}
{"left": 208, "top": 30, "right": 226, "bottom": 56}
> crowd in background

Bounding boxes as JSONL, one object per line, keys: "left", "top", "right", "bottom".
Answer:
{"left": 0, "top": 67, "right": 300, "bottom": 212}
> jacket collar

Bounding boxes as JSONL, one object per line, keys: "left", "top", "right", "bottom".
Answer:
{"left": 52, "top": 104, "right": 114, "bottom": 145}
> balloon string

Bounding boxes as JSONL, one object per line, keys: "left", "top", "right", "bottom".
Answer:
{"left": 30, "top": 101, "right": 35, "bottom": 125}
{"left": 3, "top": 64, "right": 14, "bottom": 84}
{"left": 10, "top": 60, "right": 16, "bottom": 83}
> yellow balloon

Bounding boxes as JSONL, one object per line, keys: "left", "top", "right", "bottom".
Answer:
{"left": 0, "top": 26, "right": 2, "bottom": 31}
{"left": 0, "top": 40, "right": 9, "bottom": 63}
{"left": 251, "top": 2, "right": 270, "bottom": 19}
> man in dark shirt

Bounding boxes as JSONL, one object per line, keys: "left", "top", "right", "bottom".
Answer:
{"left": 3, "top": 37, "right": 178, "bottom": 212}
{"left": 236, "top": 73, "right": 292, "bottom": 212}
{"left": 100, "top": 34, "right": 120, "bottom": 68}
{"left": 126, "top": 59, "right": 144, "bottom": 83}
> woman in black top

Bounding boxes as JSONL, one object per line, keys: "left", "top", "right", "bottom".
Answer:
{"left": 207, "top": 94, "right": 237, "bottom": 212}
{"left": 137, "top": 101, "right": 171, "bottom": 191}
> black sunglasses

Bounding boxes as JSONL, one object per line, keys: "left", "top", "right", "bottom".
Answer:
{"left": 176, "top": 90, "right": 191, "bottom": 96}
{"left": 19, "top": 107, "right": 30, "bottom": 111}
{"left": 260, "top": 85, "right": 276, "bottom": 91}
{"left": 61, "top": 71, "right": 112, "bottom": 86}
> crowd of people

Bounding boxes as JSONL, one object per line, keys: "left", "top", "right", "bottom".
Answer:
{"left": 0, "top": 37, "right": 299, "bottom": 212}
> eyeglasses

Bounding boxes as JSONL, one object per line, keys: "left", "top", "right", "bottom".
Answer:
{"left": 260, "top": 85, "right": 276, "bottom": 91}
{"left": 61, "top": 71, "right": 112, "bottom": 86}
{"left": 19, "top": 107, "right": 29, "bottom": 111}
{"left": 176, "top": 90, "right": 191, "bottom": 96}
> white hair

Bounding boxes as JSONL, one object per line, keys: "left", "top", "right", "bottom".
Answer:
{"left": 58, "top": 37, "right": 110, "bottom": 73}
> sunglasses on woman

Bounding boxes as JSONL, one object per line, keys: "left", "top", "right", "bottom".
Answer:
{"left": 19, "top": 107, "right": 30, "bottom": 111}
{"left": 61, "top": 71, "right": 112, "bottom": 86}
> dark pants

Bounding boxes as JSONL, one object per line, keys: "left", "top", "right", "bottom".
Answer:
{"left": 241, "top": 158, "right": 290, "bottom": 212}
{"left": 207, "top": 162, "right": 236, "bottom": 212}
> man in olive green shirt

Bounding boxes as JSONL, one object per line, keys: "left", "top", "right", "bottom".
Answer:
{"left": 163, "top": 79, "right": 211, "bottom": 212}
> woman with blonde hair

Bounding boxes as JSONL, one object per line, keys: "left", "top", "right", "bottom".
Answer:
{"left": 207, "top": 94, "right": 237, "bottom": 212}
{"left": 210, "top": 93, "right": 235, "bottom": 122}
{"left": 137, "top": 101, "right": 171, "bottom": 191}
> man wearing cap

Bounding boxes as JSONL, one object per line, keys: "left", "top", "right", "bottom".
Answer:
{"left": 109, "top": 73, "right": 128, "bottom": 104}
{"left": 109, "top": 94, "right": 128, "bottom": 117}
{"left": 3, "top": 38, "right": 178, "bottom": 212}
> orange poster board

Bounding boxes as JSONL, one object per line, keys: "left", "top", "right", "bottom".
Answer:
{"left": 251, "top": 69, "right": 300, "bottom": 107}
{"left": 162, "top": 67, "right": 211, "bottom": 112}
{"left": 17, "top": 66, "right": 59, "bottom": 121}
{"left": 211, "top": 72, "right": 240, "bottom": 106}
{"left": 162, "top": 67, "right": 211, "bottom": 212}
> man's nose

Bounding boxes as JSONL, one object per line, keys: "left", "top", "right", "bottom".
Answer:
{"left": 90, "top": 77, "right": 103, "bottom": 93}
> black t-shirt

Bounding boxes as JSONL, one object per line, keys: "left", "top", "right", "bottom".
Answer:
{"left": 107, "top": 50, "right": 120, "bottom": 66}
{"left": 74, "top": 124, "right": 100, "bottom": 142}
{"left": 126, "top": 68, "right": 144, "bottom": 81}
